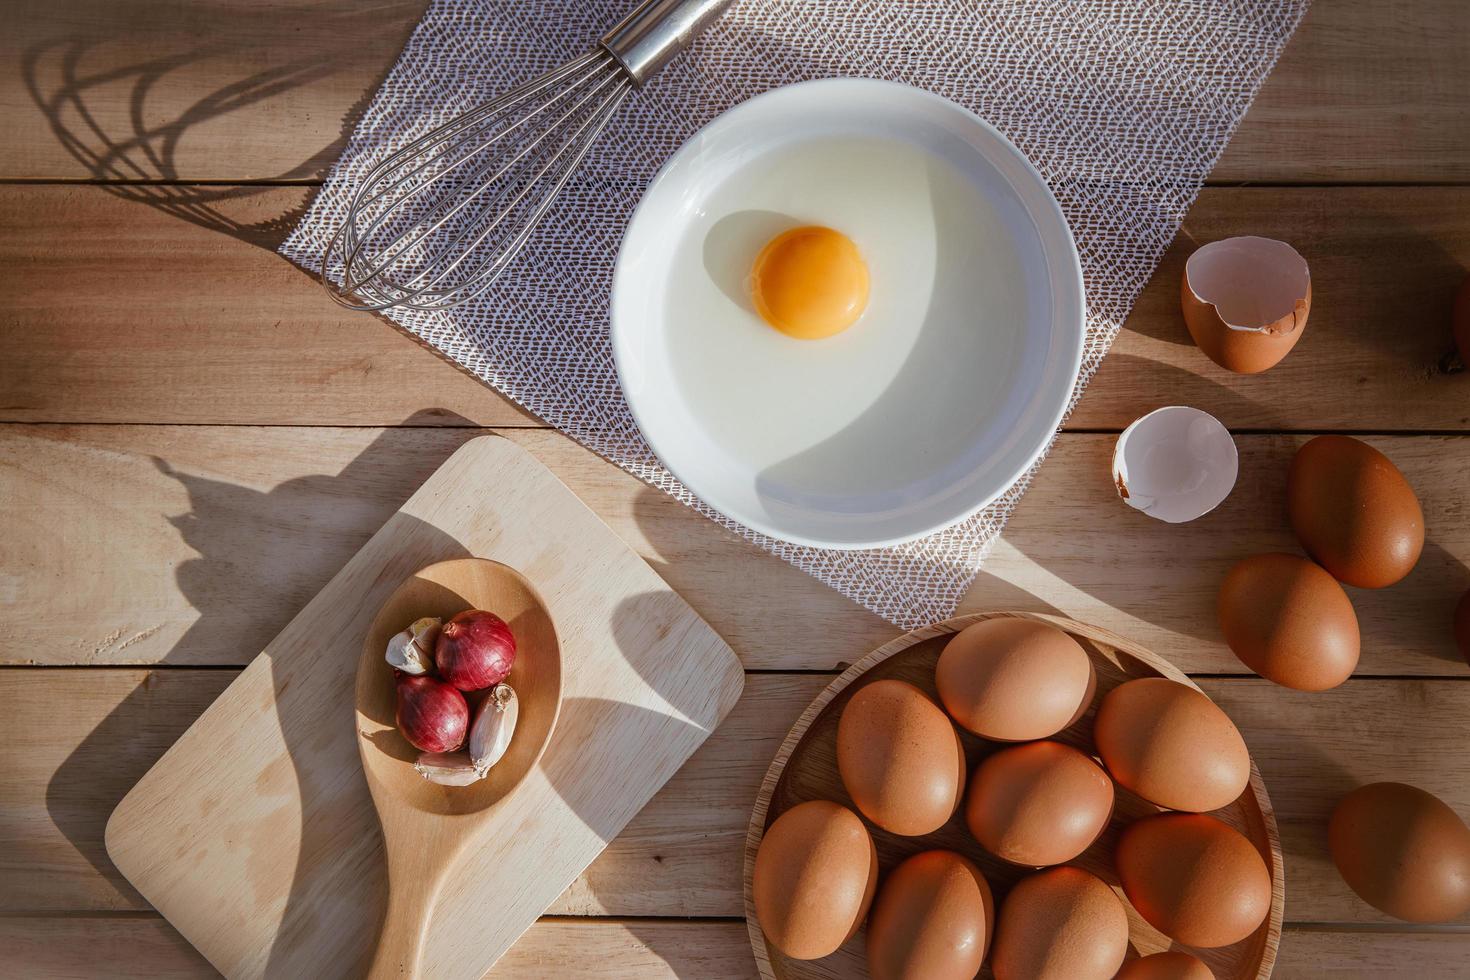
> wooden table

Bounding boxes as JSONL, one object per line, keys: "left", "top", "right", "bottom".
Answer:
{"left": 3, "top": 2, "right": 1468, "bottom": 976}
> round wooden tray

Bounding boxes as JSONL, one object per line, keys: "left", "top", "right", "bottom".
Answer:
{"left": 743, "top": 612, "right": 1283, "bottom": 980}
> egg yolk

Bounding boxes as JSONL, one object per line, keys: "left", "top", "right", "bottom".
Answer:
{"left": 750, "top": 226, "right": 869, "bottom": 340}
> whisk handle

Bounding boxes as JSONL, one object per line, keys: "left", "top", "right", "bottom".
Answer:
{"left": 601, "top": 0, "right": 735, "bottom": 84}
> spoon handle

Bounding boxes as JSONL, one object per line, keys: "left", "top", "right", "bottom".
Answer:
{"left": 366, "top": 836, "right": 452, "bottom": 979}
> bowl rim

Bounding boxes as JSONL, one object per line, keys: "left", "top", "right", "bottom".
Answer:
{"left": 611, "top": 77, "right": 1085, "bottom": 550}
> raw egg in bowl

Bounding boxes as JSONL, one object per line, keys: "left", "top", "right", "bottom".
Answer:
{"left": 612, "top": 79, "right": 1083, "bottom": 549}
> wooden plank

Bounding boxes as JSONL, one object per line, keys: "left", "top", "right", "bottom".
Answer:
{"left": 3, "top": 915, "right": 219, "bottom": 980}
{"left": 2, "top": 1, "right": 1465, "bottom": 184}
{"left": 0, "top": 0, "right": 429, "bottom": 183}
{"left": 7, "top": 669, "right": 1470, "bottom": 927}
{"left": 3, "top": 185, "right": 1467, "bottom": 430}
{"left": 4, "top": 919, "right": 1470, "bottom": 980}
{"left": 1, "top": 670, "right": 235, "bottom": 912}
{"left": 0, "top": 917, "right": 756, "bottom": 980}
{"left": 975, "top": 432, "right": 1470, "bottom": 678}
{"left": 1212, "top": 0, "right": 1470, "bottom": 184}
{"left": 5, "top": 424, "right": 1466, "bottom": 674}
{"left": 1071, "top": 186, "right": 1470, "bottom": 432}
{"left": 0, "top": 185, "right": 532, "bottom": 427}
{"left": 0, "top": 668, "right": 812, "bottom": 918}
{"left": 1271, "top": 928, "right": 1470, "bottom": 979}
{"left": 0, "top": 424, "right": 891, "bottom": 672}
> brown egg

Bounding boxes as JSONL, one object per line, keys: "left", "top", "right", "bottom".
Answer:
{"left": 1287, "top": 435, "right": 1424, "bottom": 588}
{"left": 1094, "top": 678, "right": 1250, "bottom": 812}
{"left": 1454, "top": 589, "right": 1470, "bottom": 667}
{"left": 865, "top": 850, "right": 994, "bottom": 980}
{"left": 1180, "top": 236, "right": 1310, "bottom": 374}
{"left": 1115, "top": 951, "right": 1215, "bottom": 980}
{"left": 752, "top": 800, "right": 878, "bottom": 959}
{"left": 1218, "top": 552, "right": 1360, "bottom": 690}
{"left": 1454, "top": 272, "right": 1470, "bottom": 364}
{"left": 935, "top": 618, "right": 1095, "bottom": 741}
{"left": 1328, "top": 781, "right": 1470, "bottom": 923}
{"left": 991, "top": 866, "right": 1129, "bottom": 979}
{"left": 1116, "top": 813, "right": 1272, "bottom": 948}
{"left": 965, "top": 741, "right": 1114, "bottom": 867}
{"left": 837, "top": 679, "right": 966, "bottom": 836}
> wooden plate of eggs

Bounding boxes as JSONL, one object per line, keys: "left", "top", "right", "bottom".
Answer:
{"left": 744, "top": 612, "right": 1283, "bottom": 980}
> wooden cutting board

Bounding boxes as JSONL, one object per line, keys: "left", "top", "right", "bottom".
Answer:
{"left": 105, "top": 436, "right": 745, "bottom": 978}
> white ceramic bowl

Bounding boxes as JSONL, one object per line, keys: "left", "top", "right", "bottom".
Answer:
{"left": 612, "top": 78, "right": 1084, "bottom": 550}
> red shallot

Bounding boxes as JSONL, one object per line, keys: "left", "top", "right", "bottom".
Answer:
{"left": 395, "top": 673, "right": 469, "bottom": 753}
{"left": 435, "top": 609, "right": 516, "bottom": 691}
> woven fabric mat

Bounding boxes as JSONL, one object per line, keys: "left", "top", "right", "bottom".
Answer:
{"left": 282, "top": 0, "right": 1309, "bottom": 629}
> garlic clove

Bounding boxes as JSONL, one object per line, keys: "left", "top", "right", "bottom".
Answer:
{"left": 413, "top": 750, "right": 484, "bottom": 786}
{"left": 469, "top": 683, "right": 519, "bottom": 776}
{"left": 386, "top": 616, "right": 442, "bottom": 675}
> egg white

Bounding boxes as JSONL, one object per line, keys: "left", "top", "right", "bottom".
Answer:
{"left": 663, "top": 134, "right": 1037, "bottom": 512}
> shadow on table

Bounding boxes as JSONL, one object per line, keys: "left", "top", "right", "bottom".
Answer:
{"left": 19, "top": 0, "right": 426, "bottom": 250}
{"left": 43, "top": 410, "right": 481, "bottom": 976}
{"left": 537, "top": 593, "right": 742, "bottom": 975}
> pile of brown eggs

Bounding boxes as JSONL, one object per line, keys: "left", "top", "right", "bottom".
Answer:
{"left": 752, "top": 619, "right": 1271, "bottom": 980}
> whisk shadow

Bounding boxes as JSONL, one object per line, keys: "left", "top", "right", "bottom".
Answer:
{"left": 20, "top": 0, "right": 425, "bottom": 251}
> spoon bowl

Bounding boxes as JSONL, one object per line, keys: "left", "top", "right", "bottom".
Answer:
{"left": 355, "top": 558, "right": 562, "bottom": 977}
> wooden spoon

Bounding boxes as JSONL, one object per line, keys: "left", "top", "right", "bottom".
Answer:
{"left": 355, "top": 559, "right": 562, "bottom": 978}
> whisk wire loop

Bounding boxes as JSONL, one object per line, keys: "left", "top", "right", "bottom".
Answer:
{"left": 323, "top": 49, "right": 631, "bottom": 312}
{"left": 321, "top": 0, "right": 734, "bottom": 312}
{"left": 342, "top": 65, "right": 630, "bottom": 309}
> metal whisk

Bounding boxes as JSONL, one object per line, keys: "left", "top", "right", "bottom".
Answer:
{"left": 322, "top": 0, "right": 734, "bottom": 312}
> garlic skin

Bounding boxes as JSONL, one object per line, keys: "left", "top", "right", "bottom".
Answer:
{"left": 414, "top": 751, "right": 484, "bottom": 786}
{"left": 469, "top": 683, "right": 519, "bottom": 776}
{"left": 385, "top": 616, "right": 442, "bottom": 675}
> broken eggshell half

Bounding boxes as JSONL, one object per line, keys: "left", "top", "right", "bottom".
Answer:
{"left": 1113, "top": 406, "right": 1238, "bottom": 524}
{"left": 1182, "top": 236, "right": 1310, "bottom": 374}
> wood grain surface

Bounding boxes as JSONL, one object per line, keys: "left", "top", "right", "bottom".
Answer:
{"left": 3, "top": 0, "right": 1469, "bottom": 974}
{"left": 7, "top": 918, "right": 1470, "bottom": 980}
{"left": 3, "top": 184, "right": 1466, "bottom": 430}
{"left": 9, "top": 670, "right": 1468, "bottom": 925}
{"left": 5, "top": 425, "right": 1466, "bottom": 674}
{"left": 2, "top": 1, "right": 1466, "bottom": 183}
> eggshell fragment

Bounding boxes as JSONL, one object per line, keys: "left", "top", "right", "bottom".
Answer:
{"left": 1218, "top": 552, "right": 1360, "bottom": 690}
{"left": 1116, "top": 812, "right": 1272, "bottom": 948}
{"left": 1287, "top": 435, "right": 1424, "bottom": 588}
{"left": 1115, "top": 951, "right": 1215, "bottom": 980}
{"left": 964, "top": 741, "right": 1114, "bottom": 867}
{"left": 1329, "top": 782, "right": 1470, "bottom": 923}
{"left": 865, "top": 850, "right": 994, "bottom": 980}
{"left": 935, "top": 618, "right": 1095, "bottom": 741}
{"left": 1094, "top": 677, "right": 1251, "bottom": 813}
{"left": 1181, "top": 236, "right": 1310, "bottom": 374}
{"left": 1113, "top": 406, "right": 1238, "bottom": 523}
{"left": 836, "top": 679, "right": 966, "bottom": 836}
{"left": 752, "top": 800, "right": 879, "bottom": 959}
{"left": 990, "top": 866, "right": 1129, "bottom": 980}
